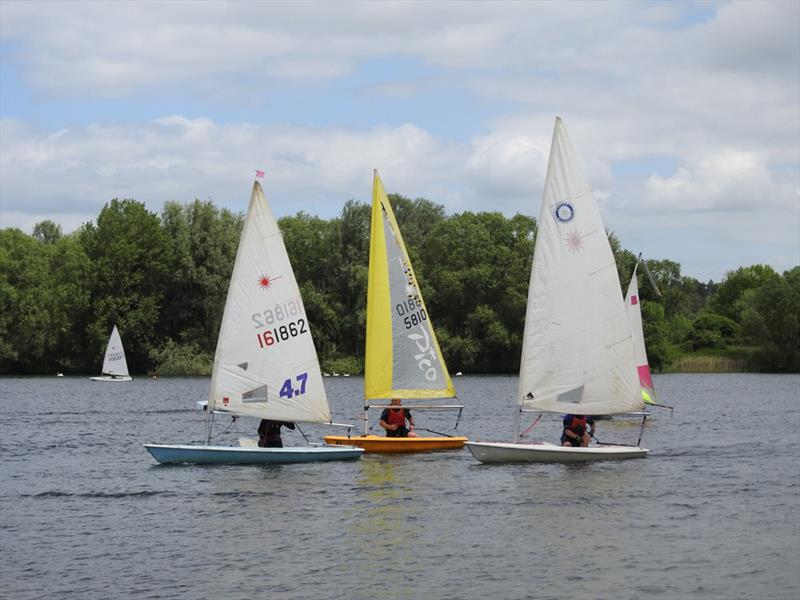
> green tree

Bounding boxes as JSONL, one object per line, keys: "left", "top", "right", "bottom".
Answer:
{"left": 0, "top": 229, "right": 90, "bottom": 373}
{"left": 279, "top": 212, "right": 339, "bottom": 291}
{"left": 329, "top": 200, "right": 371, "bottom": 361}
{"left": 161, "top": 200, "right": 242, "bottom": 354}
{"left": 641, "top": 300, "right": 672, "bottom": 372}
{"left": 388, "top": 194, "right": 447, "bottom": 257}
{"left": 422, "top": 211, "right": 535, "bottom": 372}
{"left": 686, "top": 311, "right": 741, "bottom": 350}
{"left": 80, "top": 199, "right": 172, "bottom": 373}
{"left": 740, "top": 267, "right": 800, "bottom": 372}
{"left": 710, "top": 264, "right": 781, "bottom": 322}
{"left": 32, "top": 220, "right": 62, "bottom": 244}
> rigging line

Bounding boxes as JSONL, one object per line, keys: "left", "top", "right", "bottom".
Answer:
{"left": 518, "top": 413, "right": 542, "bottom": 438}
{"left": 219, "top": 415, "right": 240, "bottom": 435}
{"left": 295, "top": 424, "right": 310, "bottom": 444}
{"left": 636, "top": 413, "right": 649, "bottom": 447}
{"left": 417, "top": 427, "right": 455, "bottom": 438}
{"left": 591, "top": 439, "right": 641, "bottom": 448}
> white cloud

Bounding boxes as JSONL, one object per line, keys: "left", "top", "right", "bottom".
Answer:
{"left": 1, "top": 0, "right": 798, "bottom": 281}
{"left": 641, "top": 149, "right": 795, "bottom": 214}
{"left": 0, "top": 117, "right": 467, "bottom": 225}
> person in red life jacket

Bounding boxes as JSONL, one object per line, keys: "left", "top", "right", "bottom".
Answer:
{"left": 561, "top": 414, "right": 595, "bottom": 447}
{"left": 258, "top": 419, "right": 296, "bottom": 448}
{"left": 379, "top": 398, "right": 418, "bottom": 438}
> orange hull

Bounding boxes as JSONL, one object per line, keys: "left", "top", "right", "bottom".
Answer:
{"left": 324, "top": 434, "right": 467, "bottom": 453}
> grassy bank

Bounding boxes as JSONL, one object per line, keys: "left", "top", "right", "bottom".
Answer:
{"left": 668, "top": 347, "right": 760, "bottom": 373}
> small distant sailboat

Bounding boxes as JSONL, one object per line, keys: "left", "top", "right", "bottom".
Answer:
{"left": 325, "top": 170, "right": 467, "bottom": 453}
{"left": 89, "top": 325, "right": 132, "bottom": 382}
{"left": 466, "top": 118, "right": 649, "bottom": 463}
{"left": 624, "top": 256, "right": 673, "bottom": 415}
{"left": 145, "top": 180, "right": 363, "bottom": 465}
{"left": 625, "top": 259, "right": 656, "bottom": 407}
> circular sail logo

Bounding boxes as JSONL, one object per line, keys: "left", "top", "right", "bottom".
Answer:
{"left": 554, "top": 202, "right": 575, "bottom": 223}
{"left": 257, "top": 273, "right": 282, "bottom": 290}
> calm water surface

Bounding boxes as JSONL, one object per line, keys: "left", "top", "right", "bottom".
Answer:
{"left": 1, "top": 374, "right": 798, "bottom": 599}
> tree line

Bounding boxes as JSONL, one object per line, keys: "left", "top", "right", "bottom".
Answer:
{"left": 1, "top": 194, "right": 798, "bottom": 375}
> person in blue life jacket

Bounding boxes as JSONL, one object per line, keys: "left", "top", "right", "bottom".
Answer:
{"left": 379, "top": 398, "right": 418, "bottom": 438}
{"left": 258, "top": 419, "right": 296, "bottom": 448}
{"left": 561, "top": 414, "right": 595, "bottom": 447}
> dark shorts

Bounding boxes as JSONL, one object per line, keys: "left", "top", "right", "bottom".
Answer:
{"left": 259, "top": 437, "right": 283, "bottom": 448}
{"left": 386, "top": 427, "right": 409, "bottom": 438}
{"left": 561, "top": 434, "right": 582, "bottom": 447}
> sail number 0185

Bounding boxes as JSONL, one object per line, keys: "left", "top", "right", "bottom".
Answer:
{"left": 256, "top": 318, "right": 308, "bottom": 348}
{"left": 395, "top": 297, "right": 427, "bottom": 330}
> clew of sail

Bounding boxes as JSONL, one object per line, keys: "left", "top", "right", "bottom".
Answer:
{"left": 207, "top": 181, "right": 331, "bottom": 424}
{"left": 625, "top": 263, "right": 657, "bottom": 405}
{"left": 102, "top": 325, "right": 130, "bottom": 377}
{"left": 517, "top": 117, "right": 641, "bottom": 416}
{"left": 364, "top": 170, "right": 455, "bottom": 400}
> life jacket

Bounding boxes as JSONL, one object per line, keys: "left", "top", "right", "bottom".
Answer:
{"left": 385, "top": 408, "right": 408, "bottom": 428}
{"left": 565, "top": 415, "right": 587, "bottom": 435}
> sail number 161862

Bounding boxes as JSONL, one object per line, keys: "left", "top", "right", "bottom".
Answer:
{"left": 256, "top": 318, "right": 308, "bottom": 348}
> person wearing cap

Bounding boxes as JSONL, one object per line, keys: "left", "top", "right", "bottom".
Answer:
{"left": 379, "top": 398, "right": 418, "bottom": 438}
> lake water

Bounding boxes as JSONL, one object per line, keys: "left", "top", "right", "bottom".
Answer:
{"left": 1, "top": 374, "right": 798, "bottom": 600}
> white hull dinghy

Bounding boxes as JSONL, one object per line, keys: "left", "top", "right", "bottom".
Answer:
{"left": 145, "top": 443, "right": 362, "bottom": 465}
{"left": 467, "top": 118, "right": 651, "bottom": 464}
{"left": 466, "top": 441, "right": 648, "bottom": 463}
{"left": 145, "top": 180, "right": 362, "bottom": 465}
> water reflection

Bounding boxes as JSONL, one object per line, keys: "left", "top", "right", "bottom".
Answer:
{"left": 351, "top": 457, "right": 421, "bottom": 596}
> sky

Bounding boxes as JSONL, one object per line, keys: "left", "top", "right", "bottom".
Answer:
{"left": 1, "top": 0, "right": 798, "bottom": 283}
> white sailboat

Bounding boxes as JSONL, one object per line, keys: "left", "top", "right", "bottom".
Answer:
{"left": 466, "top": 117, "right": 649, "bottom": 463}
{"left": 625, "top": 259, "right": 657, "bottom": 407}
{"left": 145, "top": 181, "right": 363, "bottom": 464}
{"left": 89, "top": 325, "right": 132, "bottom": 382}
{"left": 324, "top": 170, "right": 467, "bottom": 453}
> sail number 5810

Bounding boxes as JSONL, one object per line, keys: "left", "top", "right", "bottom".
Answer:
{"left": 256, "top": 318, "right": 308, "bottom": 348}
{"left": 395, "top": 297, "right": 427, "bottom": 330}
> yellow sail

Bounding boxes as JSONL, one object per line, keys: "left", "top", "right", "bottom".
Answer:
{"left": 364, "top": 170, "right": 456, "bottom": 400}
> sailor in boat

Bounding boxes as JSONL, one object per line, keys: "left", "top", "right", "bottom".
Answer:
{"left": 379, "top": 399, "right": 418, "bottom": 438}
{"left": 561, "top": 414, "right": 596, "bottom": 447}
{"left": 257, "top": 420, "right": 296, "bottom": 448}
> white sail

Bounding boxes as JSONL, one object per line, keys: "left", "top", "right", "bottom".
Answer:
{"left": 101, "top": 325, "right": 130, "bottom": 377}
{"left": 206, "top": 181, "right": 331, "bottom": 424}
{"left": 517, "top": 117, "right": 641, "bottom": 416}
{"left": 625, "top": 264, "right": 657, "bottom": 405}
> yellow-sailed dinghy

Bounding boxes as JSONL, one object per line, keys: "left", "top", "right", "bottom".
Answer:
{"left": 324, "top": 171, "right": 467, "bottom": 453}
